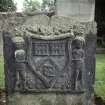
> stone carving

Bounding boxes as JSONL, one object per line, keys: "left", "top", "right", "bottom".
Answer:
{"left": 10, "top": 35, "right": 86, "bottom": 92}
{"left": 72, "top": 36, "right": 85, "bottom": 91}
{"left": 25, "top": 24, "right": 73, "bottom": 36}
{"left": 2, "top": 0, "right": 97, "bottom": 104}
{"left": 32, "top": 40, "right": 65, "bottom": 56}
{"left": 4, "top": 15, "right": 96, "bottom": 95}
{"left": 8, "top": 16, "right": 89, "bottom": 93}
{"left": 12, "top": 36, "right": 27, "bottom": 90}
{"left": 25, "top": 38, "right": 73, "bottom": 91}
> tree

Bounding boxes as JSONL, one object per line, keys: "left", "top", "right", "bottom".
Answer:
{"left": 0, "top": 0, "right": 16, "bottom": 12}
{"left": 42, "top": 0, "right": 55, "bottom": 12}
{"left": 23, "top": 0, "right": 55, "bottom": 13}
{"left": 42, "top": 0, "right": 49, "bottom": 9}
{"left": 23, "top": 0, "right": 41, "bottom": 13}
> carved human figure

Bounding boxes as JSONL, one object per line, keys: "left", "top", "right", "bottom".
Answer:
{"left": 12, "top": 36, "right": 26, "bottom": 90}
{"left": 15, "top": 50, "right": 26, "bottom": 90}
{"left": 72, "top": 36, "right": 85, "bottom": 91}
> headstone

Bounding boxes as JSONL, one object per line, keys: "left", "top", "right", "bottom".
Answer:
{"left": 3, "top": 1, "right": 97, "bottom": 105}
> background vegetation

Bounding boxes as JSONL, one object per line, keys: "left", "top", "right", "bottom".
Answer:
{"left": 23, "top": 0, "right": 55, "bottom": 13}
{"left": 23, "top": 0, "right": 41, "bottom": 13}
{"left": 0, "top": 0, "right": 16, "bottom": 12}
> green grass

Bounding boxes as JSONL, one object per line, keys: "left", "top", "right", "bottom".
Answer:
{"left": 0, "top": 54, "right": 105, "bottom": 101}
{"left": 95, "top": 54, "right": 105, "bottom": 101}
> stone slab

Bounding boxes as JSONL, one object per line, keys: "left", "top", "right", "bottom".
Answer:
{"left": 56, "top": 0, "right": 95, "bottom": 22}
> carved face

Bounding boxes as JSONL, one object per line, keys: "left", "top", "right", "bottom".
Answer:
{"left": 42, "top": 64, "right": 55, "bottom": 77}
{"left": 73, "top": 40, "right": 82, "bottom": 49}
{"left": 73, "top": 36, "right": 85, "bottom": 49}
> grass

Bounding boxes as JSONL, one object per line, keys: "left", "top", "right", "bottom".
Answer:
{"left": 95, "top": 54, "right": 105, "bottom": 101}
{"left": 0, "top": 54, "right": 105, "bottom": 101}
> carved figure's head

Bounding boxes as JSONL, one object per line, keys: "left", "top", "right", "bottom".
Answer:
{"left": 12, "top": 36, "right": 25, "bottom": 49}
{"left": 73, "top": 36, "right": 85, "bottom": 49}
{"left": 73, "top": 24, "right": 86, "bottom": 36}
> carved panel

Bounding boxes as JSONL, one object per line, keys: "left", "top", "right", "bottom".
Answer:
{"left": 13, "top": 35, "right": 86, "bottom": 93}
{"left": 14, "top": 37, "right": 83, "bottom": 92}
{"left": 32, "top": 41, "right": 49, "bottom": 56}
{"left": 32, "top": 39, "right": 65, "bottom": 56}
{"left": 6, "top": 15, "right": 93, "bottom": 93}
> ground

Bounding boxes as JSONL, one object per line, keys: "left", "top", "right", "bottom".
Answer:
{"left": 0, "top": 54, "right": 105, "bottom": 104}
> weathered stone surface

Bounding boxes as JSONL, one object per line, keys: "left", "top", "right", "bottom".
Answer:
{"left": 0, "top": 9, "right": 96, "bottom": 56}
{"left": 3, "top": 14, "right": 96, "bottom": 105}
{"left": 3, "top": 1, "right": 96, "bottom": 104}
{"left": 56, "top": 0, "right": 95, "bottom": 22}
{"left": 0, "top": 13, "right": 26, "bottom": 55}
{"left": 8, "top": 93, "right": 84, "bottom": 105}
{"left": 24, "top": 15, "right": 49, "bottom": 26}
{"left": 85, "top": 32, "right": 97, "bottom": 105}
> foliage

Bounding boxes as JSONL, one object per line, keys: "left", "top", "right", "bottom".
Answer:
{"left": 0, "top": 0, "right": 16, "bottom": 12}
{"left": 23, "top": 0, "right": 41, "bottom": 13}
{"left": 23, "top": 0, "right": 55, "bottom": 13}
{"left": 42, "top": 0, "right": 50, "bottom": 10}
{"left": 97, "top": 22, "right": 105, "bottom": 47}
{"left": 42, "top": 0, "right": 55, "bottom": 12}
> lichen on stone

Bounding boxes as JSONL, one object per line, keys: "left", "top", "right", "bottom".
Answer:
{"left": 11, "top": 15, "right": 96, "bottom": 40}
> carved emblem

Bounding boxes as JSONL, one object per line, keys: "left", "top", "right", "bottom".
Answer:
{"left": 24, "top": 38, "right": 73, "bottom": 91}
{"left": 13, "top": 16, "right": 86, "bottom": 93}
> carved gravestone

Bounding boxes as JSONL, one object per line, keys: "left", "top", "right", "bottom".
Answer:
{"left": 3, "top": 1, "right": 96, "bottom": 105}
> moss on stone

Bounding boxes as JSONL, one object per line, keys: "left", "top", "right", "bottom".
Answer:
{"left": 40, "top": 98, "right": 53, "bottom": 105}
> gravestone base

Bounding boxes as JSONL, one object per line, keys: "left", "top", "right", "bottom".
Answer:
{"left": 8, "top": 93, "right": 84, "bottom": 105}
